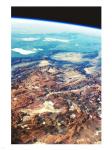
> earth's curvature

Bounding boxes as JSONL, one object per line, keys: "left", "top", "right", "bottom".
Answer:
{"left": 11, "top": 18, "right": 101, "bottom": 144}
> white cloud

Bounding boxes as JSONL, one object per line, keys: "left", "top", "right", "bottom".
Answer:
{"left": 43, "top": 37, "right": 69, "bottom": 43}
{"left": 37, "top": 48, "right": 43, "bottom": 51}
{"left": 12, "top": 48, "right": 37, "bottom": 55}
{"left": 21, "top": 37, "right": 39, "bottom": 41}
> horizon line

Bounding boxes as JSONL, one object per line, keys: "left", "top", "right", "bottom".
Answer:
{"left": 12, "top": 17, "right": 101, "bottom": 30}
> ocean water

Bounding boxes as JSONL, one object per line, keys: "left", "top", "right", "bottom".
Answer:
{"left": 11, "top": 19, "right": 101, "bottom": 73}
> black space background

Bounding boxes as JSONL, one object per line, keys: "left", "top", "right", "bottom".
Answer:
{"left": 11, "top": 7, "right": 101, "bottom": 28}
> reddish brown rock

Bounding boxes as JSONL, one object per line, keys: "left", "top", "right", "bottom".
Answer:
{"left": 11, "top": 67, "right": 101, "bottom": 144}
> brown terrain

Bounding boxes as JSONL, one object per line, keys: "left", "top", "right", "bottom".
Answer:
{"left": 11, "top": 64, "right": 101, "bottom": 144}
